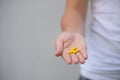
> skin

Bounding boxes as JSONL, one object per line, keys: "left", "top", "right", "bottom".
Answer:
{"left": 55, "top": 0, "right": 88, "bottom": 64}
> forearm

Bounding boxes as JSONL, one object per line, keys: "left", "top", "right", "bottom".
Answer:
{"left": 61, "top": 0, "right": 88, "bottom": 35}
{"left": 61, "top": 10, "right": 86, "bottom": 34}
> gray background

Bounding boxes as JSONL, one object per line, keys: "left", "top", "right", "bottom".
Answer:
{"left": 0, "top": 0, "right": 91, "bottom": 80}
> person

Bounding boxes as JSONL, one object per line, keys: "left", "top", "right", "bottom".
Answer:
{"left": 54, "top": 0, "right": 120, "bottom": 80}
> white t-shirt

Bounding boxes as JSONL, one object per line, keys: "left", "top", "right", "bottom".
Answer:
{"left": 81, "top": 0, "right": 120, "bottom": 80}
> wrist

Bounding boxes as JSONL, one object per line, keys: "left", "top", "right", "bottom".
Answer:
{"left": 62, "top": 28, "right": 84, "bottom": 36}
{"left": 62, "top": 30, "right": 85, "bottom": 37}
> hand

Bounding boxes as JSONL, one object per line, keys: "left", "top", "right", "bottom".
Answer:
{"left": 55, "top": 32, "right": 88, "bottom": 64}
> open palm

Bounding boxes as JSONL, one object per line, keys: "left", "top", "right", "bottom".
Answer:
{"left": 55, "top": 32, "right": 88, "bottom": 64}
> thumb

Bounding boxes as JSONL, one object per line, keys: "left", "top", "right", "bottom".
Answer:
{"left": 55, "top": 39, "right": 64, "bottom": 57}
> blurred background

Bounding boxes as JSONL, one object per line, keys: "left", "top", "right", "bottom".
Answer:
{"left": 0, "top": 0, "right": 91, "bottom": 80}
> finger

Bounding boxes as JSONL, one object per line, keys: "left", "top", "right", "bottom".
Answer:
{"left": 64, "top": 39, "right": 73, "bottom": 49}
{"left": 76, "top": 43, "right": 88, "bottom": 59}
{"left": 55, "top": 39, "right": 64, "bottom": 57}
{"left": 76, "top": 52, "right": 85, "bottom": 64}
{"left": 70, "top": 54, "right": 79, "bottom": 64}
{"left": 61, "top": 53, "right": 72, "bottom": 64}
{"left": 80, "top": 48, "right": 88, "bottom": 59}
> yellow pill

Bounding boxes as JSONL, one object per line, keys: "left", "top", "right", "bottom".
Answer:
{"left": 68, "top": 47, "right": 80, "bottom": 54}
